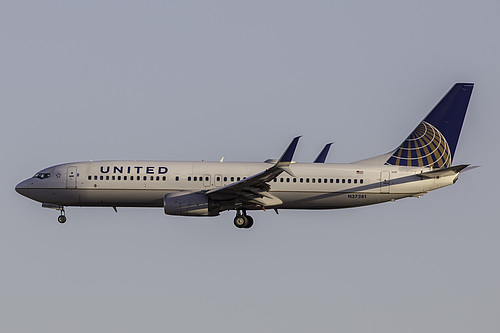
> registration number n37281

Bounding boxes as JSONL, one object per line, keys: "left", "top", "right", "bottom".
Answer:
{"left": 347, "top": 194, "right": 366, "bottom": 199}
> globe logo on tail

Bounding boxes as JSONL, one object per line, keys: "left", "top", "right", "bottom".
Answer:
{"left": 385, "top": 121, "right": 451, "bottom": 168}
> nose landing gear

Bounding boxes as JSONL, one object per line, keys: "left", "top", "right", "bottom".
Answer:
{"left": 234, "top": 210, "right": 253, "bottom": 229}
{"left": 57, "top": 207, "right": 66, "bottom": 224}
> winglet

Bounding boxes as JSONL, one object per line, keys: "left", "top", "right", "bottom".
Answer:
{"left": 278, "top": 136, "right": 301, "bottom": 164}
{"left": 276, "top": 136, "right": 301, "bottom": 177}
{"left": 314, "top": 143, "right": 333, "bottom": 163}
{"left": 206, "top": 136, "right": 302, "bottom": 198}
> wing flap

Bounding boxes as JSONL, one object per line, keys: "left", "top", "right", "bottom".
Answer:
{"left": 239, "top": 190, "right": 283, "bottom": 207}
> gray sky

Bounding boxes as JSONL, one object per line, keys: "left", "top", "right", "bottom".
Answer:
{"left": 1, "top": 1, "right": 499, "bottom": 332}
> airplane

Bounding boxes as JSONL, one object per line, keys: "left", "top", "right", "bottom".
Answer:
{"left": 16, "top": 83, "right": 475, "bottom": 229}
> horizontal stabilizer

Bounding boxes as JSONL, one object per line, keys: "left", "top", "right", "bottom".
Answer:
{"left": 417, "top": 164, "right": 469, "bottom": 179}
{"left": 462, "top": 165, "right": 480, "bottom": 173}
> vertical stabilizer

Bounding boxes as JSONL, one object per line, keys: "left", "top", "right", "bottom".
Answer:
{"left": 385, "top": 83, "right": 473, "bottom": 168}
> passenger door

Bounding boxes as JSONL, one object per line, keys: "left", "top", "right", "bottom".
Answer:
{"left": 66, "top": 166, "right": 77, "bottom": 189}
{"left": 380, "top": 171, "right": 390, "bottom": 194}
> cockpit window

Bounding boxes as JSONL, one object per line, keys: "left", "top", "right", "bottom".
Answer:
{"left": 33, "top": 173, "right": 51, "bottom": 179}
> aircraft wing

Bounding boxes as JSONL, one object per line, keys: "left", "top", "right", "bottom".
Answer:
{"left": 206, "top": 137, "right": 301, "bottom": 207}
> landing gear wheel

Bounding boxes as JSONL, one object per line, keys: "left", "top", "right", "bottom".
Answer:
{"left": 234, "top": 215, "right": 247, "bottom": 228}
{"left": 245, "top": 215, "right": 254, "bottom": 228}
{"left": 58, "top": 206, "right": 66, "bottom": 224}
{"left": 233, "top": 213, "right": 254, "bottom": 229}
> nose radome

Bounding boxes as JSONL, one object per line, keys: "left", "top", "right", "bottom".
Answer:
{"left": 15, "top": 179, "right": 30, "bottom": 197}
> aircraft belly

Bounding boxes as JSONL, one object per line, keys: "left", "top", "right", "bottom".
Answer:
{"left": 273, "top": 191, "right": 409, "bottom": 209}
{"left": 36, "top": 188, "right": 168, "bottom": 207}
{"left": 78, "top": 189, "right": 167, "bottom": 207}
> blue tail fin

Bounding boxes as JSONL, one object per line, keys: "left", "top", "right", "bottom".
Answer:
{"left": 385, "top": 83, "right": 474, "bottom": 168}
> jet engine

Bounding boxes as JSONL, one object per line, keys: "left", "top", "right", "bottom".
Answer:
{"left": 164, "top": 191, "right": 219, "bottom": 216}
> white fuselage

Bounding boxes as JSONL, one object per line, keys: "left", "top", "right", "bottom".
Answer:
{"left": 16, "top": 160, "right": 458, "bottom": 211}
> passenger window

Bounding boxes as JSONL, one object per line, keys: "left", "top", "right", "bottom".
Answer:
{"left": 342, "top": 179, "right": 345, "bottom": 183}
{"left": 88, "top": 175, "right": 91, "bottom": 180}
{"left": 156, "top": 176, "right": 160, "bottom": 181}
{"left": 360, "top": 179, "right": 364, "bottom": 184}
{"left": 237, "top": 177, "right": 240, "bottom": 181}
{"left": 318, "top": 178, "right": 321, "bottom": 183}
{"left": 354, "top": 179, "right": 357, "bottom": 184}
{"left": 231, "top": 177, "right": 235, "bottom": 182}
{"left": 224, "top": 177, "right": 227, "bottom": 182}
{"left": 100, "top": 176, "right": 103, "bottom": 180}
{"left": 130, "top": 176, "right": 134, "bottom": 181}
{"left": 124, "top": 176, "right": 127, "bottom": 180}
{"left": 336, "top": 179, "right": 339, "bottom": 183}
{"left": 300, "top": 178, "right": 304, "bottom": 183}
{"left": 188, "top": 176, "right": 191, "bottom": 181}
{"left": 94, "top": 175, "right": 98, "bottom": 180}
{"left": 306, "top": 178, "right": 310, "bottom": 183}
{"left": 176, "top": 176, "right": 179, "bottom": 181}
{"left": 112, "top": 176, "right": 116, "bottom": 180}
{"left": 117, "top": 176, "right": 121, "bottom": 180}
{"left": 330, "top": 179, "right": 333, "bottom": 183}
{"left": 293, "top": 178, "right": 297, "bottom": 183}
{"left": 143, "top": 176, "right": 147, "bottom": 181}
{"left": 106, "top": 176, "right": 109, "bottom": 180}
{"left": 312, "top": 178, "right": 315, "bottom": 183}
{"left": 280, "top": 178, "right": 283, "bottom": 183}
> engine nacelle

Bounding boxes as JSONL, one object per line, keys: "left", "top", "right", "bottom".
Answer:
{"left": 164, "top": 191, "right": 219, "bottom": 216}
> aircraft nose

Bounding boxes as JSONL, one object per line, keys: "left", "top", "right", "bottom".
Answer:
{"left": 15, "top": 179, "right": 30, "bottom": 197}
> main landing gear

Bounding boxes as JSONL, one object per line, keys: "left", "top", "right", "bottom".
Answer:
{"left": 234, "top": 210, "right": 253, "bottom": 229}
{"left": 57, "top": 207, "right": 67, "bottom": 224}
